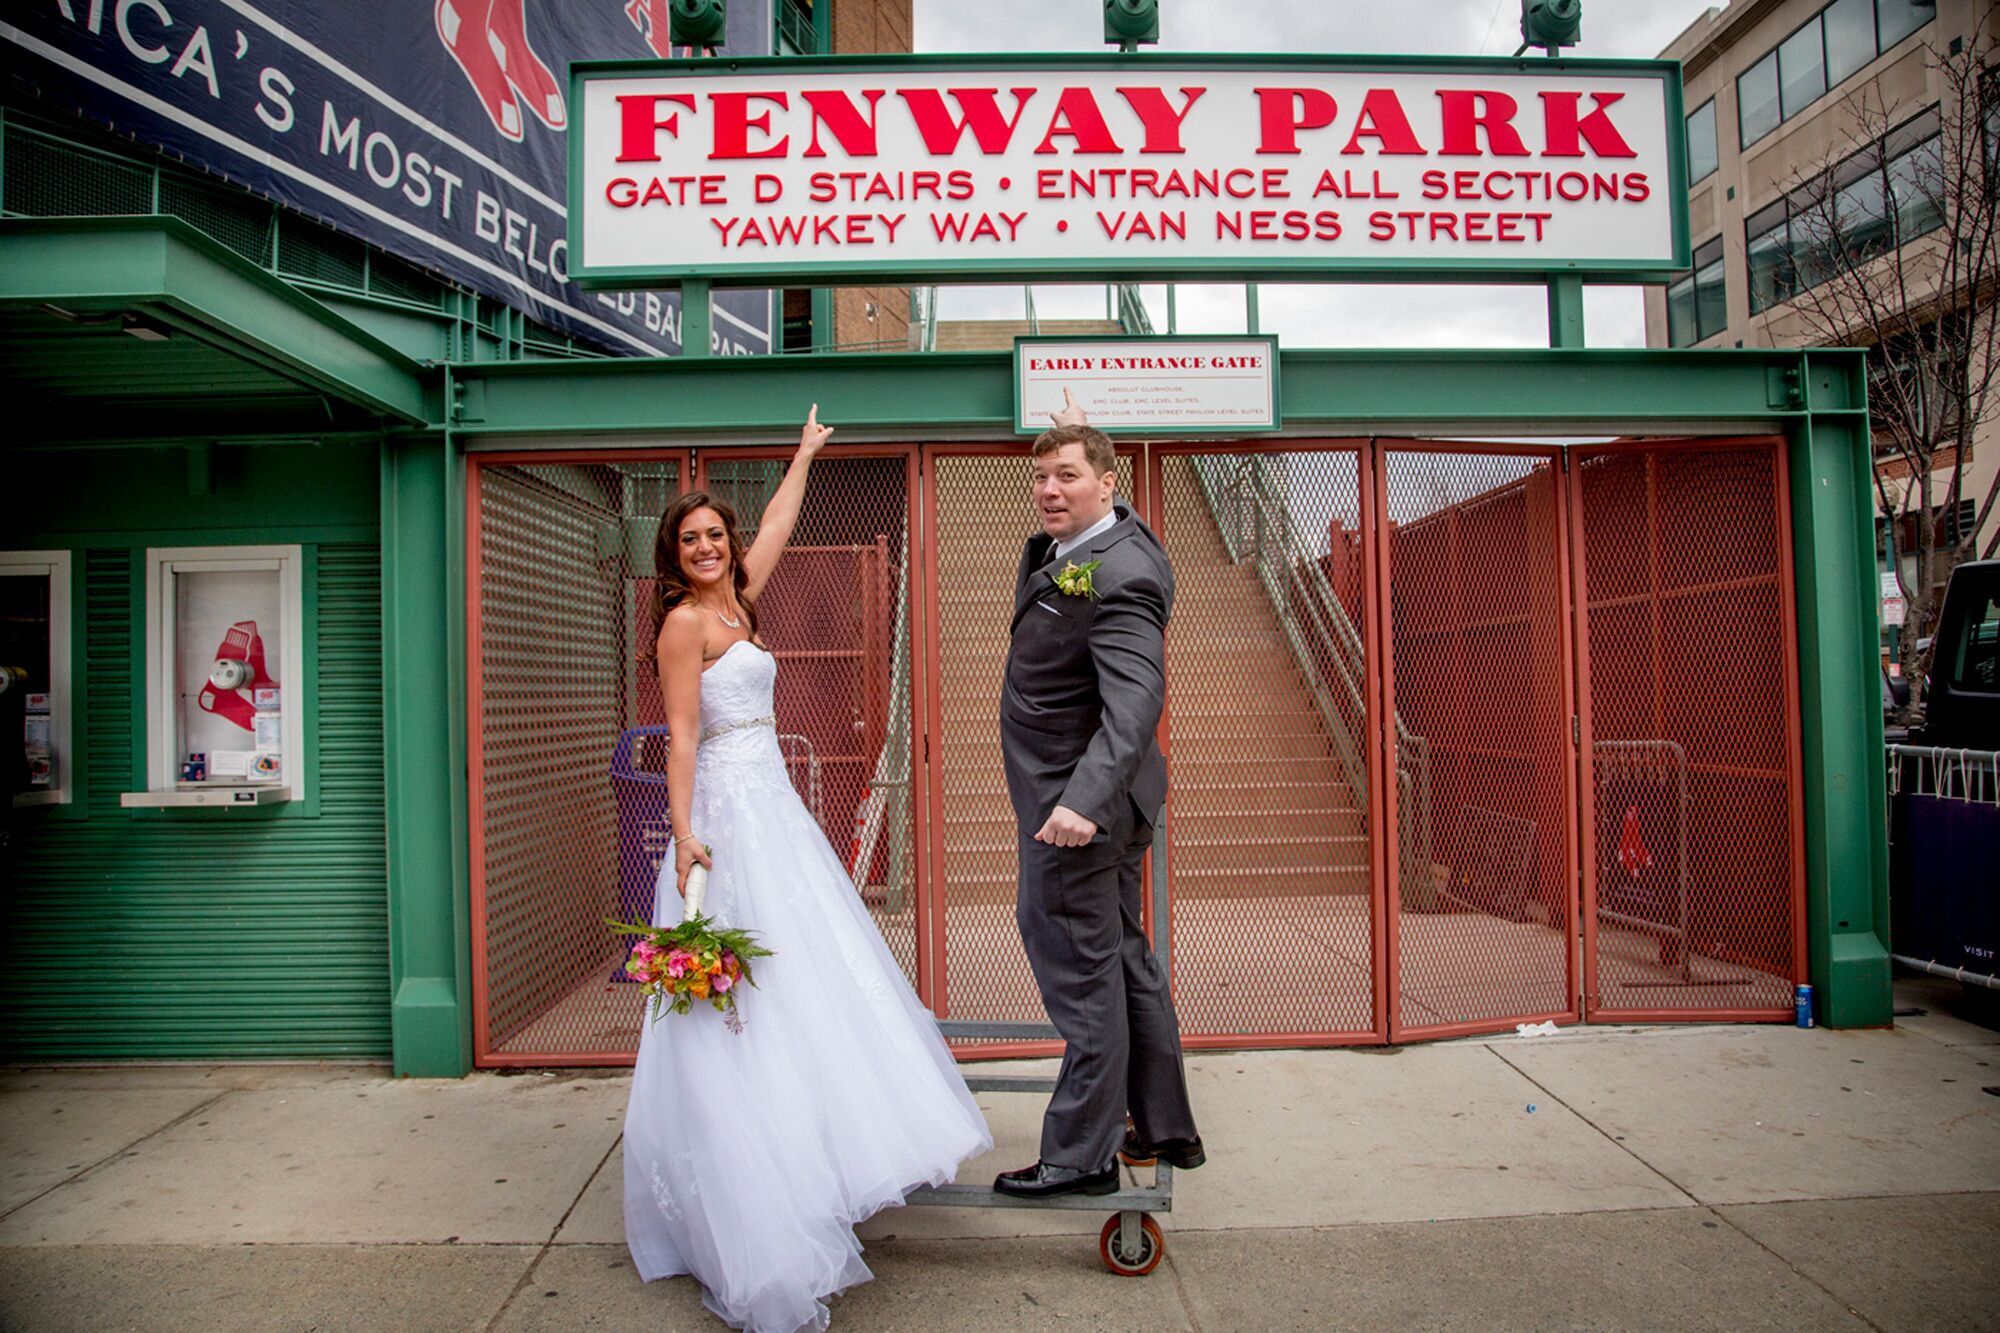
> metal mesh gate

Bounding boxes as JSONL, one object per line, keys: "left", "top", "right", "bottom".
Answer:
{"left": 1380, "top": 447, "right": 1577, "bottom": 1038}
{"left": 922, "top": 448, "right": 1138, "bottom": 1053}
{"left": 470, "top": 455, "right": 685, "bottom": 1063}
{"left": 466, "top": 436, "right": 1807, "bottom": 1065}
{"left": 699, "top": 451, "right": 923, "bottom": 992}
{"left": 1152, "top": 447, "right": 1379, "bottom": 1044}
{"left": 1573, "top": 442, "right": 1803, "bottom": 1019}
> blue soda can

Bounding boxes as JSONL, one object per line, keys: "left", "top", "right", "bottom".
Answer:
{"left": 1795, "top": 984, "right": 1814, "bottom": 1028}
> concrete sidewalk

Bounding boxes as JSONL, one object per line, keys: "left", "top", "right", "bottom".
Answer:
{"left": 2, "top": 976, "right": 1996, "bottom": 1332}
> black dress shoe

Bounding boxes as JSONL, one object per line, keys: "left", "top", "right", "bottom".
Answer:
{"left": 993, "top": 1160, "right": 1119, "bottom": 1198}
{"left": 1120, "top": 1127, "right": 1206, "bottom": 1169}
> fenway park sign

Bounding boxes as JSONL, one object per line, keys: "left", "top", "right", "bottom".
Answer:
{"left": 568, "top": 55, "right": 1688, "bottom": 287}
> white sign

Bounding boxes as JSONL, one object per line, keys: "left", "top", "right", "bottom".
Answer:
{"left": 570, "top": 57, "right": 1687, "bottom": 286}
{"left": 1881, "top": 571, "right": 1907, "bottom": 627}
{"left": 1016, "top": 338, "right": 1279, "bottom": 434}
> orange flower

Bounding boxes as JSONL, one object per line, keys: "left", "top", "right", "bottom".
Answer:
{"left": 689, "top": 976, "right": 711, "bottom": 1000}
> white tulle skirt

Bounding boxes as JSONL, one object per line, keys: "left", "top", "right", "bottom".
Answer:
{"left": 623, "top": 730, "right": 991, "bottom": 1333}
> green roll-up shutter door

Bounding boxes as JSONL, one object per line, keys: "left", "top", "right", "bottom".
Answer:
{"left": 1, "top": 544, "right": 391, "bottom": 1059}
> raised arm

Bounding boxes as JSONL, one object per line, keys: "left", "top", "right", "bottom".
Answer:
{"left": 741, "top": 404, "right": 834, "bottom": 601}
{"left": 657, "top": 604, "right": 713, "bottom": 895}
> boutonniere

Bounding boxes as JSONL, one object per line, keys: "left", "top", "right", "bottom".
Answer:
{"left": 1050, "top": 559, "right": 1101, "bottom": 600}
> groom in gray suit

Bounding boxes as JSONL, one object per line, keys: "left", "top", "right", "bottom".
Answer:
{"left": 993, "top": 409, "right": 1202, "bottom": 1198}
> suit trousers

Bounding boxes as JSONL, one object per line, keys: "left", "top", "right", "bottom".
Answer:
{"left": 1014, "top": 810, "right": 1199, "bottom": 1169}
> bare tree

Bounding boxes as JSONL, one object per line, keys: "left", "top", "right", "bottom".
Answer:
{"left": 1778, "top": 22, "right": 1999, "bottom": 691}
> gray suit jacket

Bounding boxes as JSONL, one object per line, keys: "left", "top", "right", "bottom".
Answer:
{"left": 1000, "top": 500, "right": 1173, "bottom": 836}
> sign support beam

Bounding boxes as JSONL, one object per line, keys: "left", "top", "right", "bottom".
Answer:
{"left": 682, "top": 278, "right": 712, "bottom": 360}
{"left": 1547, "top": 274, "right": 1585, "bottom": 349}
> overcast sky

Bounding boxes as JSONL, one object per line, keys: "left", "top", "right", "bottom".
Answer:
{"left": 910, "top": 0, "right": 1725, "bottom": 348}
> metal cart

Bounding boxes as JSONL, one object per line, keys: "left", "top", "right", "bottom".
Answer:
{"left": 902, "top": 818, "right": 1178, "bottom": 1277}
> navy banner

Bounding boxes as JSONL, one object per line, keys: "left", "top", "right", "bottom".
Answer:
{"left": 2, "top": 0, "right": 774, "bottom": 356}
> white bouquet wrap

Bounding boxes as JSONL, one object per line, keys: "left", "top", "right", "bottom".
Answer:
{"left": 682, "top": 860, "right": 709, "bottom": 922}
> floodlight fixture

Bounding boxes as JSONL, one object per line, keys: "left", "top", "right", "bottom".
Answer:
{"left": 1104, "top": 0, "right": 1159, "bottom": 52}
{"left": 1517, "top": 0, "right": 1581, "bottom": 56}
{"left": 670, "top": 0, "right": 728, "bottom": 50}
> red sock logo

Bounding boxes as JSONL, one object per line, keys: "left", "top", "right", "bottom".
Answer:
{"left": 438, "top": 0, "right": 568, "bottom": 140}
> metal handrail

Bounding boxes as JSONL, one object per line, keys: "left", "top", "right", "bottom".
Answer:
{"left": 855, "top": 526, "right": 917, "bottom": 910}
{"left": 1116, "top": 283, "right": 1155, "bottom": 335}
{"left": 1190, "top": 454, "right": 1434, "bottom": 873}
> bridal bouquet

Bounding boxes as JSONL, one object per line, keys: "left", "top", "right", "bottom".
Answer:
{"left": 606, "top": 852, "right": 772, "bottom": 1033}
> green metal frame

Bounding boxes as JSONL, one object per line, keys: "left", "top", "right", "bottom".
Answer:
{"left": 382, "top": 424, "right": 475, "bottom": 1077}
{"left": 566, "top": 52, "right": 1692, "bottom": 288}
{"left": 1010, "top": 333, "right": 1282, "bottom": 434}
{"left": 0, "top": 217, "right": 427, "bottom": 426}
{"left": 416, "top": 344, "right": 1890, "bottom": 1070}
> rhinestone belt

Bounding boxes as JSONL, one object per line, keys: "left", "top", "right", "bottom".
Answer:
{"left": 700, "top": 714, "right": 776, "bottom": 743}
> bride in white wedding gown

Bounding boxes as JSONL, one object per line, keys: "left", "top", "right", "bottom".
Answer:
{"left": 623, "top": 408, "right": 990, "bottom": 1333}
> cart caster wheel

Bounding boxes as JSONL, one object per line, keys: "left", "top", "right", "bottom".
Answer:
{"left": 1099, "top": 1212, "right": 1164, "bottom": 1277}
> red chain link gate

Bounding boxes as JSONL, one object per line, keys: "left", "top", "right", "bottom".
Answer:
{"left": 465, "top": 436, "right": 1806, "bottom": 1065}
{"left": 1376, "top": 444, "right": 1581, "bottom": 1040}
{"left": 1571, "top": 440, "right": 1806, "bottom": 1021}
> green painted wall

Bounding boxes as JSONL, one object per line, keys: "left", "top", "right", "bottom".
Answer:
{"left": 2, "top": 442, "right": 390, "bottom": 1060}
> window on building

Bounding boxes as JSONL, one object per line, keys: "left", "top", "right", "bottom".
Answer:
{"left": 1874, "top": 0, "right": 1935, "bottom": 51}
{"left": 1986, "top": 70, "right": 1999, "bottom": 175}
{"left": 1744, "top": 106, "right": 1944, "bottom": 315}
{"left": 1667, "top": 238, "right": 1728, "bottom": 346}
{"left": 1687, "top": 99, "right": 1719, "bottom": 184}
{"left": 1831, "top": 157, "right": 1894, "bottom": 267}
{"left": 1823, "top": 0, "right": 1878, "bottom": 86}
{"left": 1779, "top": 20, "right": 1829, "bottom": 121}
{"left": 1885, "top": 109, "right": 1945, "bottom": 239}
{"left": 1733, "top": 0, "right": 1937, "bottom": 149}
{"left": 126, "top": 546, "right": 307, "bottom": 808}
{"left": 1746, "top": 200, "right": 1793, "bottom": 313}
{"left": 1739, "top": 52, "right": 1784, "bottom": 147}
{"left": 0, "top": 551, "right": 72, "bottom": 807}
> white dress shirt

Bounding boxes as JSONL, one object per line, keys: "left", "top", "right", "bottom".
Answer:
{"left": 1052, "top": 506, "right": 1119, "bottom": 561}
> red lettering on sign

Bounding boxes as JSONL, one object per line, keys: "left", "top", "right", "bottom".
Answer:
{"left": 1341, "top": 89, "right": 1425, "bottom": 155}
{"left": 1034, "top": 87, "right": 1122, "bottom": 155}
{"left": 1437, "top": 90, "right": 1530, "bottom": 157}
{"left": 1254, "top": 87, "right": 1338, "bottom": 154}
{"left": 897, "top": 87, "right": 1038, "bottom": 155}
{"left": 1115, "top": 86, "right": 1206, "bottom": 153}
{"left": 801, "top": 88, "right": 886, "bottom": 158}
{"left": 615, "top": 93, "right": 696, "bottom": 162}
{"left": 708, "top": 91, "right": 790, "bottom": 160}
{"left": 1538, "top": 91, "right": 1637, "bottom": 159}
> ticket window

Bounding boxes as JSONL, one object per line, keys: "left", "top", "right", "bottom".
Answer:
{"left": 124, "top": 546, "right": 306, "bottom": 808}
{"left": 0, "top": 551, "right": 73, "bottom": 807}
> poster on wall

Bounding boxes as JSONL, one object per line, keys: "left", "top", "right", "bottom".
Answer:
{"left": 1, "top": 1, "right": 774, "bottom": 357}
{"left": 176, "top": 570, "right": 283, "bottom": 785}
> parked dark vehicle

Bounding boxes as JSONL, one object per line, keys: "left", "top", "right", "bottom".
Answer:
{"left": 1909, "top": 560, "right": 1999, "bottom": 749}
{"left": 1889, "top": 560, "right": 1998, "bottom": 1008}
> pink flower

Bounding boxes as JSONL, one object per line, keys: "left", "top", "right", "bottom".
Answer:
{"left": 632, "top": 941, "right": 660, "bottom": 965}
{"left": 712, "top": 971, "right": 734, "bottom": 994}
{"left": 665, "top": 950, "right": 694, "bottom": 979}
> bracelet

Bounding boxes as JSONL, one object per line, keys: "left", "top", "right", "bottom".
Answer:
{"left": 674, "top": 834, "right": 700, "bottom": 845}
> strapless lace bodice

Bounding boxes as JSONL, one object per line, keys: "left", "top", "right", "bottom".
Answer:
{"left": 694, "top": 641, "right": 783, "bottom": 793}
{"left": 700, "top": 640, "right": 776, "bottom": 731}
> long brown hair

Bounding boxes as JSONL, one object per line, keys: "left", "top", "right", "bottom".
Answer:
{"left": 642, "top": 490, "right": 759, "bottom": 660}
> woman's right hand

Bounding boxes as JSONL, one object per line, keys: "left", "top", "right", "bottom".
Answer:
{"left": 675, "top": 836, "right": 712, "bottom": 895}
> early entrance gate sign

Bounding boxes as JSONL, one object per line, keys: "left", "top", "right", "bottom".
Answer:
{"left": 568, "top": 55, "right": 1689, "bottom": 288}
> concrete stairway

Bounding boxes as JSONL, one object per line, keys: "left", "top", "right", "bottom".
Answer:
{"left": 930, "top": 455, "right": 1369, "bottom": 909}
{"left": 1156, "top": 455, "right": 1370, "bottom": 901}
